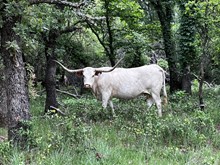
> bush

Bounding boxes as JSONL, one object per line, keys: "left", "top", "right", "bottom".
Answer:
{"left": 0, "top": 141, "right": 11, "bottom": 164}
{"left": 2, "top": 85, "right": 220, "bottom": 164}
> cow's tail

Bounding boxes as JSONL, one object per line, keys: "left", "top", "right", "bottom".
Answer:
{"left": 162, "top": 70, "right": 168, "bottom": 105}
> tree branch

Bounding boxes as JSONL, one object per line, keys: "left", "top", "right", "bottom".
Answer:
{"left": 60, "top": 25, "right": 82, "bottom": 34}
{"left": 76, "top": 11, "right": 105, "bottom": 21}
{"left": 29, "top": 1, "right": 105, "bottom": 23}
{"left": 86, "top": 21, "right": 110, "bottom": 55}
{"left": 29, "top": 0, "right": 86, "bottom": 8}
{"left": 192, "top": 73, "right": 212, "bottom": 88}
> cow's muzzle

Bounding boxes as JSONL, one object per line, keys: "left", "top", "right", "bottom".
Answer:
{"left": 84, "top": 84, "right": 91, "bottom": 88}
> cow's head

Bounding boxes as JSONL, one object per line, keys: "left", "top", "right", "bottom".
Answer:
{"left": 81, "top": 67, "right": 100, "bottom": 88}
{"left": 54, "top": 60, "right": 122, "bottom": 88}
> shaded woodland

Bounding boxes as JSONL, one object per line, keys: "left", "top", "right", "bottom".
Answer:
{"left": 0, "top": 0, "right": 220, "bottom": 155}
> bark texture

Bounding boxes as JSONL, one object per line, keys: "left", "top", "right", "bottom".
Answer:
{"left": 149, "top": 0, "right": 182, "bottom": 92}
{"left": 43, "top": 29, "right": 59, "bottom": 113}
{"left": 0, "top": 68, "right": 7, "bottom": 128}
{"left": 1, "top": 3, "right": 30, "bottom": 147}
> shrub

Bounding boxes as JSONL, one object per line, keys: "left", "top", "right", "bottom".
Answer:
{"left": 158, "top": 111, "right": 215, "bottom": 147}
{"left": 0, "top": 141, "right": 11, "bottom": 164}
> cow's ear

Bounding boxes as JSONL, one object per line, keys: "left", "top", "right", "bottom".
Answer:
{"left": 95, "top": 71, "right": 102, "bottom": 76}
{"left": 75, "top": 71, "right": 83, "bottom": 77}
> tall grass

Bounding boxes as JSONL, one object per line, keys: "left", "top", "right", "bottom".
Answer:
{"left": 0, "top": 85, "right": 220, "bottom": 164}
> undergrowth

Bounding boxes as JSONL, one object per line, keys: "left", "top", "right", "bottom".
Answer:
{"left": 0, "top": 85, "right": 220, "bottom": 164}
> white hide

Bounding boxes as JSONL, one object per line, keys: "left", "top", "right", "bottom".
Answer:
{"left": 82, "top": 64, "right": 167, "bottom": 117}
{"left": 56, "top": 60, "right": 167, "bottom": 117}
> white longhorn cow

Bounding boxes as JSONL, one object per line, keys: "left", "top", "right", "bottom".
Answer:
{"left": 55, "top": 61, "right": 167, "bottom": 117}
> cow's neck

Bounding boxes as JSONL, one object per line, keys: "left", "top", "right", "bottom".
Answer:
{"left": 91, "top": 76, "right": 99, "bottom": 94}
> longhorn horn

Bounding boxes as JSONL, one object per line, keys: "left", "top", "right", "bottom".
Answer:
{"left": 54, "top": 60, "right": 83, "bottom": 73}
{"left": 95, "top": 57, "right": 124, "bottom": 73}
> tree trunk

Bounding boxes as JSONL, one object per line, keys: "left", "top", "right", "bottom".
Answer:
{"left": 199, "top": 62, "right": 204, "bottom": 110}
{"left": 44, "top": 56, "right": 59, "bottom": 113}
{"left": 131, "top": 47, "right": 144, "bottom": 67}
{"left": 178, "top": 1, "right": 197, "bottom": 94}
{"left": 105, "top": 0, "right": 115, "bottom": 66}
{"left": 42, "top": 24, "right": 80, "bottom": 113}
{"left": 150, "top": 0, "right": 182, "bottom": 93}
{"left": 1, "top": 12, "right": 30, "bottom": 147}
{"left": 43, "top": 29, "right": 59, "bottom": 113}
{"left": 0, "top": 68, "right": 7, "bottom": 128}
{"left": 161, "top": 23, "right": 182, "bottom": 92}
{"left": 198, "top": 22, "right": 210, "bottom": 111}
{"left": 182, "top": 64, "right": 192, "bottom": 94}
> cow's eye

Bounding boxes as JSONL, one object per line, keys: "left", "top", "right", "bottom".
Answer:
{"left": 95, "top": 71, "right": 102, "bottom": 76}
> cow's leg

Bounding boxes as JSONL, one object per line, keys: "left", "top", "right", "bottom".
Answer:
{"left": 151, "top": 93, "right": 162, "bottom": 117}
{"left": 108, "top": 100, "right": 116, "bottom": 117}
{"left": 146, "top": 96, "right": 154, "bottom": 108}
{"left": 101, "top": 93, "right": 116, "bottom": 117}
{"left": 101, "top": 98, "right": 108, "bottom": 109}
{"left": 145, "top": 93, "right": 154, "bottom": 109}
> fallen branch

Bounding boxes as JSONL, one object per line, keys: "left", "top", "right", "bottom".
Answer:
{"left": 56, "top": 89, "right": 80, "bottom": 98}
{"left": 71, "top": 86, "right": 79, "bottom": 97}
{"left": 0, "top": 136, "right": 7, "bottom": 142}
{"left": 192, "top": 73, "right": 212, "bottom": 88}
{"left": 50, "top": 105, "right": 66, "bottom": 116}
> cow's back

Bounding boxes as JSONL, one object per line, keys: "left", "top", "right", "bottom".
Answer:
{"left": 96, "top": 64, "right": 164, "bottom": 99}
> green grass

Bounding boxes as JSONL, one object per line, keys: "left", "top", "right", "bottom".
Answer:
{"left": 0, "top": 128, "right": 7, "bottom": 137}
{"left": 0, "top": 86, "right": 220, "bottom": 164}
